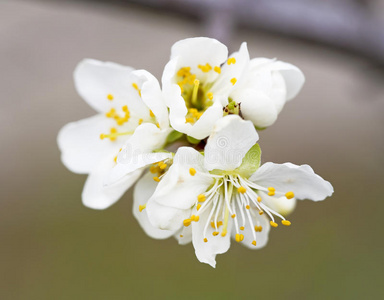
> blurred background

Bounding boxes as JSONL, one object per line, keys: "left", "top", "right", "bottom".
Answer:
{"left": 1, "top": 0, "right": 383, "bottom": 299}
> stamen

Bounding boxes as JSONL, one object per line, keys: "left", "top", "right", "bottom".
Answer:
{"left": 255, "top": 226, "right": 263, "bottom": 232}
{"left": 189, "top": 168, "right": 196, "bottom": 176}
{"left": 240, "top": 226, "right": 245, "bottom": 231}
{"left": 212, "top": 231, "right": 219, "bottom": 236}
{"left": 183, "top": 219, "right": 192, "bottom": 227}
{"left": 246, "top": 205, "right": 250, "bottom": 209}
{"left": 132, "top": 83, "right": 141, "bottom": 96}
{"left": 227, "top": 57, "right": 236, "bottom": 65}
{"left": 153, "top": 177, "right": 160, "bottom": 182}
{"left": 231, "top": 214, "right": 236, "bottom": 218}
{"left": 268, "top": 187, "right": 275, "bottom": 196}
{"left": 257, "top": 196, "right": 262, "bottom": 202}
{"left": 238, "top": 186, "right": 246, "bottom": 194}
{"left": 198, "top": 63, "right": 212, "bottom": 73}
{"left": 138, "top": 118, "right": 143, "bottom": 125}
{"left": 149, "top": 110, "right": 155, "bottom": 118}
{"left": 180, "top": 235, "right": 183, "bottom": 238}
{"left": 207, "top": 92, "right": 213, "bottom": 100}
{"left": 139, "top": 204, "right": 146, "bottom": 212}
{"left": 204, "top": 238, "right": 208, "bottom": 243}
{"left": 282, "top": 220, "right": 291, "bottom": 226}
{"left": 270, "top": 221, "right": 278, "bottom": 228}
{"left": 107, "top": 94, "right": 114, "bottom": 101}
{"left": 230, "top": 78, "right": 237, "bottom": 85}
{"left": 285, "top": 191, "right": 295, "bottom": 199}
{"left": 197, "top": 194, "right": 206, "bottom": 202}
{"left": 214, "top": 66, "right": 221, "bottom": 73}
{"left": 197, "top": 204, "right": 201, "bottom": 211}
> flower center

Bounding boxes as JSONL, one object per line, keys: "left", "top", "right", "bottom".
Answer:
{"left": 183, "top": 173, "right": 293, "bottom": 247}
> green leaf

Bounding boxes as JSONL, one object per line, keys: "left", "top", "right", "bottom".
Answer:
{"left": 234, "top": 143, "right": 261, "bottom": 177}
{"left": 166, "top": 130, "right": 184, "bottom": 143}
{"left": 186, "top": 135, "right": 201, "bottom": 144}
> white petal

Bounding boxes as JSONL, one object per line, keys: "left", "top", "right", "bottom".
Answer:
{"left": 146, "top": 200, "right": 190, "bottom": 231}
{"left": 170, "top": 37, "right": 228, "bottom": 77}
{"left": 131, "top": 70, "right": 169, "bottom": 129}
{"left": 233, "top": 213, "right": 270, "bottom": 250}
{"left": 133, "top": 172, "right": 176, "bottom": 239}
{"left": 250, "top": 162, "right": 334, "bottom": 201}
{"left": 258, "top": 191, "right": 297, "bottom": 216}
{"left": 107, "top": 123, "right": 172, "bottom": 184}
{"left": 231, "top": 88, "right": 278, "bottom": 128}
{"left": 57, "top": 114, "right": 129, "bottom": 174}
{"left": 192, "top": 206, "right": 232, "bottom": 268}
{"left": 82, "top": 152, "right": 142, "bottom": 210}
{"left": 150, "top": 147, "right": 213, "bottom": 209}
{"left": 204, "top": 115, "right": 259, "bottom": 171}
{"left": 74, "top": 59, "right": 137, "bottom": 113}
{"left": 211, "top": 42, "right": 250, "bottom": 96}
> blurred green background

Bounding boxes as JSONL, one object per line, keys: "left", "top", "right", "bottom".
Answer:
{"left": 1, "top": 0, "right": 383, "bottom": 299}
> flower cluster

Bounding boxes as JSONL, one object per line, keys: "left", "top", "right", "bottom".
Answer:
{"left": 58, "top": 37, "right": 333, "bottom": 267}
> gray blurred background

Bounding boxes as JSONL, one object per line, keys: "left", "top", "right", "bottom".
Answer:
{"left": 1, "top": 0, "right": 383, "bottom": 299}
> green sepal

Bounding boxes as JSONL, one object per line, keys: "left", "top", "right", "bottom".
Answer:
{"left": 166, "top": 130, "right": 184, "bottom": 143}
{"left": 186, "top": 135, "right": 201, "bottom": 144}
{"left": 234, "top": 143, "right": 261, "bottom": 178}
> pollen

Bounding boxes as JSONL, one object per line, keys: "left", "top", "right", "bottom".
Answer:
{"left": 107, "top": 94, "right": 114, "bottom": 101}
{"left": 246, "top": 205, "right": 250, "bottom": 210}
{"left": 139, "top": 204, "right": 146, "bottom": 212}
{"left": 270, "top": 221, "right": 278, "bottom": 228}
{"left": 207, "top": 92, "right": 213, "bottom": 100}
{"left": 257, "top": 196, "right": 262, "bottom": 202}
{"left": 156, "top": 123, "right": 160, "bottom": 128}
{"left": 159, "top": 162, "right": 167, "bottom": 170}
{"left": 132, "top": 83, "right": 139, "bottom": 90}
{"left": 183, "top": 219, "right": 192, "bottom": 227}
{"left": 252, "top": 240, "right": 257, "bottom": 246}
{"left": 259, "top": 211, "right": 264, "bottom": 215}
{"left": 221, "top": 230, "right": 227, "bottom": 237}
{"left": 191, "top": 215, "right": 200, "bottom": 222}
{"left": 268, "top": 186, "right": 276, "bottom": 196}
{"left": 238, "top": 186, "right": 246, "bottom": 194}
{"left": 189, "top": 168, "right": 196, "bottom": 176}
{"left": 240, "top": 226, "right": 245, "bottom": 231}
{"left": 255, "top": 226, "right": 263, "bottom": 232}
{"left": 197, "top": 194, "right": 206, "bottom": 202}
{"left": 227, "top": 57, "right": 236, "bottom": 65}
{"left": 231, "top": 214, "right": 236, "bottom": 218}
{"left": 282, "top": 220, "right": 291, "bottom": 226}
{"left": 214, "top": 66, "right": 221, "bottom": 74}
{"left": 153, "top": 176, "right": 160, "bottom": 182}
{"left": 230, "top": 77, "right": 237, "bottom": 85}
{"left": 213, "top": 231, "right": 219, "bottom": 236}
{"left": 138, "top": 118, "right": 143, "bottom": 125}
{"left": 198, "top": 63, "right": 212, "bottom": 73}
{"left": 180, "top": 235, "right": 183, "bottom": 238}
{"left": 204, "top": 238, "right": 208, "bottom": 243}
{"left": 285, "top": 191, "right": 295, "bottom": 199}
{"left": 149, "top": 110, "right": 155, "bottom": 118}
{"left": 235, "top": 234, "right": 242, "bottom": 242}
{"left": 185, "top": 117, "right": 195, "bottom": 123}
{"left": 197, "top": 204, "right": 201, "bottom": 211}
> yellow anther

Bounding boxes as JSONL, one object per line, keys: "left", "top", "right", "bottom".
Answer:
{"left": 204, "top": 238, "right": 208, "bottom": 243}
{"left": 191, "top": 215, "right": 199, "bottom": 222}
{"left": 132, "top": 83, "right": 139, "bottom": 90}
{"left": 231, "top": 214, "right": 236, "bottom": 218}
{"left": 217, "top": 221, "right": 223, "bottom": 227}
{"left": 156, "top": 123, "right": 160, "bottom": 128}
{"left": 257, "top": 196, "right": 262, "bottom": 202}
{"left": 138, "top": 118, "right": 143, "bottom": 125}
{"left": 238, "top": 186, "right": 246, "bottom": 194}
{"left": 214, "top": 66, "right": 221, "bottom": 74}
{"left": 235, "top": 233, "right": 242, "bottom": 242}
{"left": 189, "top": 108, "right": 198, "bottom": 114}
{"left": 259, "top": 211, "right": 264, "bottom": 215}
{"left": 185, "top": 117, "right": 195, "bottom": 123}
{"left": 159, "top": 163, "right": 167, "bottom": 170}
{"left": 270, "top": 221, "right": 278, "bottom": 228}
{"left": 221, "top": 231, "right": 227, "bottom": 237}
{"left": 105, "top": 108, "right": 116, "bottom": 118}
{"left": 180, "top": 235, "right": 183, "bottom": 238}
{"left": 255, "top": 226, "right": 263, "bottom": 232}
{"left": 227, "top": 57, "right": 236, "bottom": 65}
{"left": 252, "top": 240, "right": 257, "bottom": 246}
{"left": 107, "top": 94, "right": 114, "bottom": 101}
{"left": 230, "top": 77, "right": 237, "bottom": 85}
{"left": 213, "top": 231, "right": 219, "bottom": 236}
{"left": 139, "top": 204, "right": 146, "bottom": 212}
{"left": 100, "top": 134, "right": 105, "bottom": 140}
{"left": 285, "top": 191, "right": 295, "bottom": 199}
{"left": 282, "top": 220, "right": 291, "bottom": 226}
{"left": 153, "top": 176, "right": 160, "bottom": 182}
{"left": 207, "top": 92, "right": 213, "bottom": 100}
{"left": 149, "top": 110, "right": 155, "bottom": 118}
{"left": 122, "top": 105, "right": 128, "bottom": 112}
{"left": 198, "top": 63, "right": 212, "bottom": 73}
{"left": 189, "top": 168, "right": 196, "bottom": 176}
{"left": 240, "top": 226, "right": 245, "bottom": 231}
{"left": 210, "top": 222, "right": 215, "bottom": 228}
{"left": 268, "top": 187, "right": 275, "bottom": 192}
{"left": 268, "top": 191, "right": 275, "bottom": 196}
{"left": 149, "top": 166, "right": 157, "bottom": 173}
{"left": 197, "top": 194, "right": 206, "bottom": 202}
{"left": 246, "top": 205, "right": 250, "bottom": 210}
{"left": 177, "top": 66, "right": 191, "bottom": 77}
{"left": 183, "top": 219, "right": 192, "bottom": 227}
{"left": 113, "top": 156, "right": 117, "bottom": 163}
{"left": 197, "top": 204, "right": 201, "bottom": 211}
